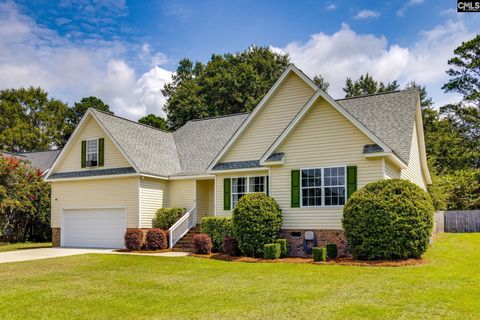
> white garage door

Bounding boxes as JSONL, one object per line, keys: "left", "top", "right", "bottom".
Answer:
{"left": 62, "top": 208, "right": 126, "bottom": 248}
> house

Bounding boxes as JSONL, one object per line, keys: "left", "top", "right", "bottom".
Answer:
{"left": 1, "top": 150, "right": 61, "bottom": 177}
{"left": 45, "top": 64, "right": 431, "bottom": 255}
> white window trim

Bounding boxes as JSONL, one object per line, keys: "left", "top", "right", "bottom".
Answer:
{"left": 86, "top": 138, "right": 99, "bottom": 167}
{"left": 230, "top": 175, "right": 267, "bottom": 210}
{"left": 300, "top": 165, "right": 347, "bottom": 208}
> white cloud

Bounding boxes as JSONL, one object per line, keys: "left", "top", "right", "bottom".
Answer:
{"left": 325, "top": 3, "right": 336, "bottom": 11}
{"left": 397, "top": 0, "right": 424, "bottom": 16}
{"left": 0, "top": 1, "right": 171, "bottom": 120}
{"left": 355, "top": 10, "right": 380, "bottom": 20}
{"left": 273, "top": 19, "right": 475, "bottom": 107}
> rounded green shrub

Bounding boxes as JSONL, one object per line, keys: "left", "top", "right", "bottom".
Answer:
{"left": 153, "top": 208, "right": 186, "bottom": 230}
{"left": 326, "top": 243, "right": 337, "bottom": 259}
{"left": 200, "top": 217, "right": 232, "bottom": 252}
{"left": 232, "top": 193, "right": 282, "bottom": 257}
{"left": 312, "top": 247, "right": 327, "bottom": 262}
{"left": 263, "top": 243, "right": 281, "bottom": 259}
{"left": 342, "top": 179, "right": 434, "bottom": 260}
{"left": 275, "top": 239, "right": 288, "bottom": 257}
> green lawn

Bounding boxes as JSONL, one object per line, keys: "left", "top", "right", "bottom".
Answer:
{"left": 0, "top": 234, "right": 479, "bottom": 319}
{"left": 0, "top": 242, "right": 51, "bottom": 252}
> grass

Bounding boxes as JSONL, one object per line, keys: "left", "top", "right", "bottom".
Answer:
{"left": 0, "top": 234, "right": 479, "bottom": 319}
{"left": 0, "top": 242, "right": 51, "bottom": 252}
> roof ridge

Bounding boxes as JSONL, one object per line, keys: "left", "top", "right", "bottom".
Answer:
{"left": 19, "top": 149, "right": 61, "bottom": 154}
{"left": 186, "top": 112, "right": 250, "bottom": 124}
{"left": 90, "top": 108, "right": 172, "bottom": 135}
{"left": 335, "top": 90, "right": 403, "bottom": 101}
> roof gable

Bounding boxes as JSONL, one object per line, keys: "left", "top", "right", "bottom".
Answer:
{"left": 207, "top": 64, "right": 318, "bottom": 170}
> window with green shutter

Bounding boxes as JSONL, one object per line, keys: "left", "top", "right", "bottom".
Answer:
{"left": 223, "top": 178, "right": 231, "bottom": 210}
{"left": 291, "top": 170, "right": 300, "bottom": 208}
{"left": 81, "top": 140, "right": 86, "bottom": 168}
{"left": 98, "top": 138, "right": 104, "bottom": 166}
{"left": 347, "top": 166, "right": 357, "bottom": 199}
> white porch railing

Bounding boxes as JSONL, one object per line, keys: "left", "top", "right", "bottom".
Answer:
{"left": 168, "top": 207, "right": 196, "bottom": 248}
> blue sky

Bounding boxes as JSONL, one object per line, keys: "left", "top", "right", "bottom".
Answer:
{"left": 1, "top": 0, "right": 479, "bottom": 119}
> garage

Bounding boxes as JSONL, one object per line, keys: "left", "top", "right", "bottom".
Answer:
{"left": 61, "top": 208, "right": 126, "bottom": 248}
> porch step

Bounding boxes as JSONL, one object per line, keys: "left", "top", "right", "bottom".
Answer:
{"left": 172, "top": 226, "right": 201, "bottom": 252}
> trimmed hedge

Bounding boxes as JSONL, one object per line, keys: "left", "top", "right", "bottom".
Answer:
{"left": 145, "top": 229, "right": 168, "bottom": 250}
{"left": 312, "top": 247, "right": 327, "bottom": 262}
{"left": 223, "top": 236, "right": 239, "bottom": 256}
{"left": 232, "top": 193, "right": 282, "bottom": 257}
{"left": 263, "top": 243, "right": 281, "bottom": 259}
{"left": 342, "top": 179, "right": 434, "bottom": 260}
{"left": 154, "top": 208, "right": 186, "bottom": 230}
{"left": 326, "top": 243, "right": 337, "bottom": 259}
{"left": 275, "top": 239, "right": 288, "bottom": 258}
{"left": 125, "top": 229, "right": 143, "bottom": 251}
{"left": 193, "top": 234, "right": 213, "bottom": 254}
{"left": 200, "top": 217, "right": 232, "bottom": 252}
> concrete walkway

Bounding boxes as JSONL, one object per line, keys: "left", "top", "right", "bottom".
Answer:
{"left": 0, "top": 248, "right": 191, "bottom": 264}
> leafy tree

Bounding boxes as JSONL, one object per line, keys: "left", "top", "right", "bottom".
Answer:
{"left": 343, "top": 73, "right": 399, "bottom": 97}
{"left": 0, "top": 155, "right": 51, "bottom": 242}
{"left": 65, "top": 96, "right": 113, "bottom": 140}
{"left": 313, "top": 74, "right": 330, "bottom": 93}
{"left": 0, "top": 87, "right": 69, "bottom": 152}
{"left": 163, "top": 46, "right": 290, "bottom": 129}
{"left": 442, "top": 34, "right": 480, "bottom": 107}
{"left": 138, "top": 114, "right": 169, "bottom": 131}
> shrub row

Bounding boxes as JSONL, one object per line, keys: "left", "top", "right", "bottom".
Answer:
{"left": 200, "top": 217, "right": 232, "bottom": 252}
{"left": 154, "top": 208, "right": 186, "bottom": 230}
{"left": 312, "top": 247, "right": 327, "bottom": 262}
{"left": 124, "top": 228, "right": 168, "bottom": 251}
{"left": 194, "top": 234, "right": 212, "bottom": 254}
{"left": 263, "top": 243, "right": 281, "bottom": 259}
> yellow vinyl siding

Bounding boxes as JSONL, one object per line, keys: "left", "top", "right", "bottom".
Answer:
{"left": 196, "top": 180, "right": 214, "bottom": 222}
{"left": 167, "top": 179, "right": 195, "bottom": 209}
{"left": 139, "top": 177, "right": 167, "bottom": 228}
{"left": 222, "top": 73, "right": 315, "bottom": 162}
{"left": 54, "top": 115, "right": 131, "bottom": 173}
{"left": 270, "top": 98, "right": 383, "bottom": 230}
{"left": 215, "top": 170, "right": 269, "bottom": 217}
{"left": 51, "top": 176, "right": 139, "bottom": 228}
{"left": 385, "top": 159, "right": 401, "bottom": 179}
{"left": 401, "top": 121, "right": 427, "bottom": 190}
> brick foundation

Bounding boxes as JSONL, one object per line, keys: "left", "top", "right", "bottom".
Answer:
{"left": 281, "top": 229, "right": 349, "bottom": 258}
{"left": 52, "top": 228, "right": 61, "bottom": 247}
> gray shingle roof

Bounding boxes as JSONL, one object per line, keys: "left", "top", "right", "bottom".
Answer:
{"left": 172, "top": 113, "right": 249, "bottom": 176}
{"left": 80, "top": 89, "right": 417, "bottom": 178}
{"left": 91, "top": 109, "right": 248, "bottom": 177}
{"left": 212, "top": 160, "right": 261, "bottom": 171}
{"left": 363, "top": 144, "right": 384, "bottom": 154}
{"left": 1, "top": 150, "right": 61, "bottom": 173}
{"left": 336, "top": 90, "right": 418, "bottom": 163}
{"left": 48, "top": 167, "right": 135, "bottom": 179}
{"left": 92, "top": 109, "right": 181, "bottom": 177}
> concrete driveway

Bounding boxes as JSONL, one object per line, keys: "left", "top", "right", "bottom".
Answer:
{"left": 0, "top": 248, "right": 113, "bottom": 264}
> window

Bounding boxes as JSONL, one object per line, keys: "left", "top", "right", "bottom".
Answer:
{"left": 86, "top": 139, "right": 98, "bottom": 164}
{"left": 301, "top": 166, "right": 346, "bottom": 207}
{"left": 231, "top": 176, "right": 266, "bottom": 208}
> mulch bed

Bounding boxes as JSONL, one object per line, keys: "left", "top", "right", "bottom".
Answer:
{"left": 191, "top": 253, "right": 426, "bottom": 267}
{"left": 114, "top": 248, "right": 172, "bottom": 254}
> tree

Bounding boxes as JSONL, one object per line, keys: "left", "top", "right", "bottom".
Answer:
{"left": 405, "top": 81, "right": 434, "bottom": 109}
{"left": 163, "top": 46, "right": 290, "bottom": 129}
{"left": 0, "top": 155, "right": 51, "bottom": 242}
{"left": 313, "top": 74, "right": 330, "bottom": 93}
{"left": 138, "top": 114, "right": 169, "bottom": 131}
{"left": 65, "top": 96, "right": 113, "bottom": 140}
{"left": 442, "top": 35, "right": 480, "bottom": 107}
{"left": 0, "top": 87, "right": 69, "bottom": 152}
{"left": 343, "top": 73, "right": 399, "bottom": 97}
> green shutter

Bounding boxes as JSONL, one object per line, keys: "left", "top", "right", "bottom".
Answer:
{"left": 81, "top": 140, "right": 86, "bottom": 168}
{"left": 291, "top": 170, "right": 300, "bottom": 208}
{"left": 347, "top": 166, "right": 357, "bottom": 199}
{"left": 266, "top": 176, "right": 270, "bottom": 196}
{"left": 224, "top": 178, "right": 231, "bottom": 210}
{"left": 98, "top": 138, "right": 105, "bottom": 166}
